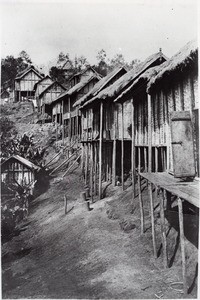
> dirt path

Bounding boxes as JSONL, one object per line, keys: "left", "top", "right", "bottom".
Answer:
{"left": 2, "top": 169, "right": 198, "bottom": 299}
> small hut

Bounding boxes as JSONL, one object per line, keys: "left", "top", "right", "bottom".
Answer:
{"left": 34, "top": 75, "right": 53, "bottom": 112}
{"left": 1, "top": 155, "right": 40, "bottom": 186}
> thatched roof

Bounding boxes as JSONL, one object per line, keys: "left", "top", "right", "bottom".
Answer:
{"left": 114, "top": 66, "right": 159, "bottom": 102}
{"left": 69, "top": 66, "right": 102, "bottom": 82}
{"left": 73, "top": 67, "right": 127, "bottom": 108}
{"left": 39, "top": 81, "right": 66, "bottom": 99}
{"left": 15, "top": 65, "right": 44, "bottom": 80}
{"left": 115, "top": 39, "right": 198, "bottom": 101}
{"left": 53, "top": 75, "right": 99, "bottom": 104}
{"left": 2, "top": 155, "right": 40, "bottom": 171}
{"left": 88, "top": 51, "right": 167, "bottom": 103}
{"left": 148, "top": 39, "right": 197, "bottom": 91}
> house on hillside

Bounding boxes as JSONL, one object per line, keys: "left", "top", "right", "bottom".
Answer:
{"left": 80, "top": 49, "right": 167, "bottom": 197}
{"left": 14, "top": 65, "right": 44, "bottom": 102}
{"left": 39, "top": 81, "right": 66, "bottom": 122}
{"left": 1, "top": 155, "right": 40, "bottom": 186}
{"left": 69, "top": 66, "right": 102, "bottom": 88}
{"left": 51, "top": 74, "right": 101, "bottom": 140}
{"left": 114, "top": 40, "right": 199, "bottom": 292}
{"left": 114, "top": 39, "right": 198, "bottom": 179}
{"left": 34, "top": 75, "right": 53, "bottom": 111}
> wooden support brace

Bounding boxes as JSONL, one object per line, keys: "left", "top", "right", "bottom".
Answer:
{"left": 177, "top": 197, "right": 187, "bottom": 294}
{"left": 159, "top": 188, "right": 168, "bottom": 268}
{"left": 148, "top": 182, "right": 157, "bottom": 258}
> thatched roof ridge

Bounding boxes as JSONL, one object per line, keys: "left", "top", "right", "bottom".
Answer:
{"left": 69, "top": 66, "right": 102, "bottom": 82}
{"left": 74, "top": 67, "right": 127, "bottom": 108}
{"left": 114, "top": 66, "right": 159, "bottom": 102}
{"left": 89, "top": 51, "right": 167, "bottom": 103}
{"left": 147, "top": 39, "right": 198, "bottom": 91}
{"left": 2, "top": 155, "right": 40, "bottom": 171}
{"left": 15, "top": 65, "right": 44, "bottom": 80}
{"left": 52, "top": 75, "right": 99, "bottom": 104}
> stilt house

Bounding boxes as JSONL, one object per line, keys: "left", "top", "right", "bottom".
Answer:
{"left": 80, "top": 50, "right": 167, "bottom": 198}
{"left": 51, "top": 73, "right": 101, "bottom": 141}
{"left": 34, "top": 75, "right": 53, "bottom": 112}
{"left": 114, "top": 39, "right": 199, "bottom": 294}
{"left": 14, "top": 65, "right": 44, "bottom": 102}
{"left": 39, "top": 81, "right": 66, "bottom": 122}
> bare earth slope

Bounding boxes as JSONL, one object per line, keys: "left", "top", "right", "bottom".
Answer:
{"left": 2, "top": 167, "right": 198, "bottom": 299}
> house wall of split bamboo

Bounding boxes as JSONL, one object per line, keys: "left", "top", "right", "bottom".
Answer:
{"left": 14, "top": 66, "right": 43, "bottom": 102}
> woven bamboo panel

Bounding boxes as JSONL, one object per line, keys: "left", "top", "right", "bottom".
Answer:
{"left": 183, "top": 75, "right": 192, "bottom": 111}
{"left": 174, "top": 84, "right": 181, "bottom": 111}
{"left": 193, "top": 73, "right": 198, "bottom": 109}
{"left": 159, "top": 91, "right": 164, "bottom": 145}
{"left": 144, "top": 97, "right": 148, "bottom": 145}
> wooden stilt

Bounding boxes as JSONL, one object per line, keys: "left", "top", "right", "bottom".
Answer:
{"left": 69, "top": 96, "right": 71, "bottom": 142}
{"left": 62, "top": 100, "right": 64, "bottom": 145}
{"left": 94, "top": 142, "right": 97, "bottom": 195}
{"left": 112, "top": 106, "right": 117, "bottom": 185}
{"left": 81, "top": 143, "right": 84, "bottom": 177}
{"left": 155, "top": 147, "right": 158, "bottom": 172}
{"left": 121, "top": 103, "right": 124, "bottom": 190}
{"left": 149, "top": 182, "right": 157, "bottom": 257}
{"left": 178, "top": 197, "right": 187, "bottom": 294}
{"left": 159, "top": 188, "right": 168, "bottom": 268}
{"left": 148, "top": 94, "right": 152, "bottom": 172}
{"left": 56, "top": 105, "right": 58, "bottom": 143}
{"left": 131, "top": 99, "right": 136, "bottom": 197}
{"left": 138, "top": 147, "right": 144, "bottom": 234}
{"left": 99, "top": 101, "right": 103, "bottom": 199}
{"left": 90, "top": 143, "right": 94, "bottom": 202}
{"left": 85, "top": 144, "right": 88, "bottom": 185}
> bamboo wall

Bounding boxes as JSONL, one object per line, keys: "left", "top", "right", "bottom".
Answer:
{"left": 1, "top": 160, "right": 35, "bottom": 185}
{"left": 15, "top": 71, "right": 42, "bottom": 92}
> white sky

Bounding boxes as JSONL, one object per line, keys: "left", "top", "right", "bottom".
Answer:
{"left": 0, "top": 0, "right": 198, "bottom": 67}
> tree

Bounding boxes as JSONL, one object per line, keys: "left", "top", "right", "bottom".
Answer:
{"left": 1, "top": 51, "right": 32, "bottom": 90}
{"left": 108, "top": 53, "right": 126, "bottom": 71}
{"left": 95, "top": 49, "right": 108, "bottom": 76}
{"left": 49, "top": 66, "right": 65, "bottom": 84}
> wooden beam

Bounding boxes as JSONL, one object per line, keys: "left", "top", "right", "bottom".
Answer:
{"left": 178, "top": 197, "right": 187, "bottom": 294}
{"left": 112, "top": 105, "right": 117, "bottom": 185}
{"left": 99, "top": 101, "right": 103, "bottom": 199}
{"left": 121, "top": 103, "right": 124, "bottom": 190}
{"left": 69, "top": 96, "right": 72, "bottom": 142}
{"left": 149, "top": 182, "right": 157, "bottom": 257}
{"left": 138, "top": 147, "right": 144, "bottom": 234}
{"left": 148, "top": 94, "right": 152, "bottom": 172}
{"left": 159, "top": 188, "right": 168, "bottom": 268}
{"left": 131, "top": 99, "right": 136, "bottom": 197}
{"left": 62, "top": 100, "right": 64, "bottom": 145}
{"left": 94, "top": 142, "right": 97, "bottom": 195}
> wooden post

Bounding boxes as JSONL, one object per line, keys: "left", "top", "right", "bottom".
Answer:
{"left": 64, "top": 194, "right": 67, "bottom": 214}
{"left": 121, "top": 103, "right": 124, "bottom": 190}
{"left": 148, "top": 94, "right": 152, "bottom": 172}
{"left": 62, "top": 99, "right": 64, "bottom": 145}
{"left": 56, "top": 104, "right": 58, "bottom": 143}
{"left": 76, "top": 107, "right": 79, "bottom": 142}
{"left": 99, "top": 101, "right": 103, "bottom": 199}
{"left": 149, "top": 182, "right": 157, "bottom": 257}
{"left": 81, "top": 143, "right": 84, "bottom": 176}
{"left": 81, "top": 191, "right": 91, "bottom": 211}
{"left": 90, "top": 143, "right": 94, "bottom": 202}
{"left": 155, "top": 147, "right": 158, "bottom": 172}
{"left": 131, "top": 98, "right": 135, "bottom": 197}
{"left": 178, "top": 197, "right": 187, "bottom": 294}
{"left": 138, "top": 147, "right": 144, "bottom": 234}
{"left": 94, "top": 142, "right": 97, "bottom": 195}
{"left": 159, "top": 188, "right": 168, "bottom": 268}
{"left": 85, "top": 144, "right": 88, "bottom": 185}
{"left": 69, "top": 96, "right": 72, "bottom": 141}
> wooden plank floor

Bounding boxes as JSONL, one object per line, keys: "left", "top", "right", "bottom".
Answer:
{"left": 139, "top": 172, "right": 199, "bottom": 208}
